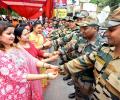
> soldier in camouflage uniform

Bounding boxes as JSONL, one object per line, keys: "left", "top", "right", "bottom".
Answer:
{"left": 60, "top": 20, "right": 108, "bottom": 99}
{"left": 61, "top": 8, "right": 120, "bottom": 100}
{"left": 50, "top": 19, "right": 80, "bottom": 64}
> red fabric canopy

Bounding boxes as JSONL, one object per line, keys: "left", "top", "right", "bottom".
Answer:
{"left": 0, "top": 0, "right": 54, "bottom": 19}
{"left": 0, "top": 0, "right": 8, "bottom": 9}
{"left": 1, "top": 0, "right": 45, "bottom": 19}
{"left": 43, "top": 0, "right": 54, "bottom": 19}
{"left": 30, "top": 11, "right": 42, "bottom": 19}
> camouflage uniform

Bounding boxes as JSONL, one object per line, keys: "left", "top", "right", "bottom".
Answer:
{"left": 89, "top": 46, "right": 120, "bottom": 100}
{"left": 52, "top": 27, "right": 81, "bottom": 63}
{"left": 61, "top": 31, "right": 107, "bottom": 99}
{"left": 65, "top": 46, "right": 120, "bottom": 100}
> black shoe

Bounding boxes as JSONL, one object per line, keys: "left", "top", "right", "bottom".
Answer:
{"left": 63, "top": 75, "right": 71, "bottom": 81}
{"left": 67, "top": 80, "right": 74, "bottom": 86}
{"left": 68, "top": 92, "right": 75, "bottom": 99}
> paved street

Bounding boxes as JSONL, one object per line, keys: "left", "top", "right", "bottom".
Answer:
{"left": 44, "top": 75, "right": 75, "bottom": 100}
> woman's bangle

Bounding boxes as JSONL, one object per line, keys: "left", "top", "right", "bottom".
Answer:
{"left": 46, "top": 73, "right": 49, "bottom": 79}
{"left": 42, "top": 44, "right": 45, "bottom": 49}
{"left": 42, "top": 62, "right": 45, "bottom": 68}
{"left": 48, "top": 64, "right": 51, "bottom": 68}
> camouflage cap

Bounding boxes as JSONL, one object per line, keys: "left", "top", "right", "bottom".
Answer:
{"left": 68, "top": 17, "right": 74, "bottom": 22}
{"left": 76, "top": 20, "right": 99, "bottom": 27}
{"left": 76, "top": 21, "right": 89, "bottom": 26}
{"left": 64, "top": 16, "right": 70, "bottom": 21}
{"left": 75, "top": 10, "right": 89, "bottom": 18}
{"left": 106, "top": 20, "right": 120, "bottom": 28}
{"left": 106, "top": 7, "right": 120, "bottom": 28}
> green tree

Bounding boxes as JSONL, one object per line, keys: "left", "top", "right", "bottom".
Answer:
{"left": 0, "top": 8, "right": 7, "bottom": 15}
{"left": 0, "top": 8, "right": 18, "bottom": 16}
{"left": 90, "top": 0, "right": 120, "bottom": 10}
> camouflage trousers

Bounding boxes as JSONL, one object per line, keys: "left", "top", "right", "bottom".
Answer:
{"left": 71, "top": 73, "right": 94, "bottom": 100}
{"left": 88, "top": 83, "right": 120, "bottom": 100}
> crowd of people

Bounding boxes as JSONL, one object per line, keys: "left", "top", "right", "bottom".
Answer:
{"left": 0, "top": 6, "right": 120, "bottom": 100}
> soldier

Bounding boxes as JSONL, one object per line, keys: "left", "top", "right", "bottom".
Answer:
{"left": 61, "top": 8, "right": 120, "bottom": 100}
{"left": 53, "top": 11, "right": 90, "bottom": 65}
{"left": 60, "top": 20, "right": 108, "bottom": 99}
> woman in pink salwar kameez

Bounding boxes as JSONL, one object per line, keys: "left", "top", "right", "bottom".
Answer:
{"left": 0, "top": 22, "right": 58, "bottom": 100}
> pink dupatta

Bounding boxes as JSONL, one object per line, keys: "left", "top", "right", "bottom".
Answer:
{"left": 21, "top": 47, "right": 44, "bottom": 100}
{"left": 0, "top": 47, "right": 44, "bottom": 100}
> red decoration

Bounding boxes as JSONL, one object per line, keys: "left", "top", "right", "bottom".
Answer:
{"left": 0, "top": 0, "right": 46, "bottom": 19}
{"left": 43, "top": 0, "right": 54, "bottom": 19}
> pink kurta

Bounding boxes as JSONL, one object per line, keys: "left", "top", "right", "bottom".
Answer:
{"left": 0, "top": 47, "right": 43, "bottom": 100}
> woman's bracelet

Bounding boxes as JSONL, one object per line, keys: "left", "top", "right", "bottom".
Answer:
{"left": 42, "top": 44, "right": 45, "bottom": 49}
{"left": 42, "top": 62, "right": 45, "bottom": 68}
{"left": 46, "top": 73, "right": 49, "bottom": 79}
{"left": 48, "top": 64, "right": 51, "bottom": 68}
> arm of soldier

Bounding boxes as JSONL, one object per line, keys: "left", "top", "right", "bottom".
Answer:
{"left": 53, "top": 37, "right": 65, "bottom": 46}
{"left": 53, "top": 34, "right": 72, "bottom": 46}
{"left": 45, "top": 33, "right": 72, "bottom": 48}
{"left": 76, "top": 52, "right": 96, "bottom": 69}
{"left": 106, "top": 72, "right": 120, "bottom": 94}
{"left": 62, "top": 34, "right": 73, "bottom": 42}
{"left": 53, "top": 40, "right": 77, "bottom": 55}
{"left": 57, "top": 42, "right": 77, "bottom": 55}
{"left": 60, "top": 51, "right": 97, "bottom": 71}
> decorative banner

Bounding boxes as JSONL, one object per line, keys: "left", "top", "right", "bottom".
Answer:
{"left": 54, "top": 9, "right": 67, "bottom": 18}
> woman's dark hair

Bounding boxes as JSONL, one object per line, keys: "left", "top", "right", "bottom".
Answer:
{"left": 14, "top": 27, "right": 24, "bottom": 43}
{"left": 19, "top": 22, "right": 28, "bottom": 27}
{"left": 0, "top": 21, "right": 13, "bottom": 50}
{"left": 33, "top": 22, "right": 42, "bottom": 27}
{"left": 31, "top": 22, "right": 42, "bottom": 32}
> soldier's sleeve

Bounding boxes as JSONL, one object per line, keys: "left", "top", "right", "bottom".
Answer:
{"left": 58, "top": 40, "right": 78, "bottom": 55}
{"left": 63, "top": 51, "right": 97, "bottom": 73}
{"left": 52, "top": 34, "right": 73, "bottom": 46}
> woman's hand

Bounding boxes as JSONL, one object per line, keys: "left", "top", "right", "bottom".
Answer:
{"left": 43, "top": 40, "right": 52, "bottom": 49}
{"left": 50, "top": 54, "right": 59, "bottom": 61}
{"left": 52, "top": 51, "right": 61, "bottom": 55}
{"left": 49, "top": 65, "right": 59, "bottom": 71}
{"left": 45, "top": 69, "right": 57, "bottom": 74}
{"left": 47, "top": 72, "right": 59, "bottom": 79}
